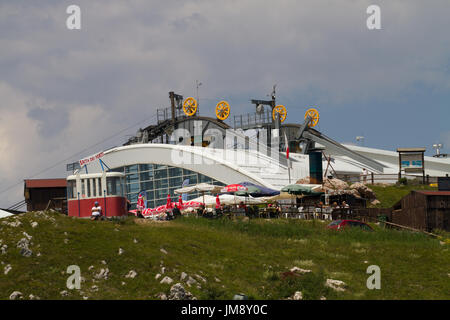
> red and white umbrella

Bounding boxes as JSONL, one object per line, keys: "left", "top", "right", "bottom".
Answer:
{"left": 215, "top": 194, "right": 221, "bottom": 209}
{"left": 166, "top": 194, "right": 173, "bottom": 209}
{"left": 221, "top": 184, "right": 248, "bottom": 193}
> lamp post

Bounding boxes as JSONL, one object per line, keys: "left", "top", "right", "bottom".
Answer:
{"left": 356, "top": 136, "right": 365, "bottom": 146}
{"left": 196, "top": 80, "right": 202, "bottom": 114}
{"left": 432, "top": 143, "right": 443, "bottom": 157}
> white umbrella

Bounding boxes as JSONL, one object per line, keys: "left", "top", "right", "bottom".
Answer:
{"left": 174, "top": 183, "right": 223, "bottom": 194}
{"left": 175, "top": 183, "right": 223, "bottom": 205}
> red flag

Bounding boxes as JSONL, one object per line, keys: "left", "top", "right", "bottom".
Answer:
{"left": 284, "top": 132, "right": 289, "bottom": 159}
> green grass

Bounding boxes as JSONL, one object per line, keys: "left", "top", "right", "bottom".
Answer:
{"left": 0, "top": 211, "right": 448, "bottom": 300}
{"left": 368, "top": 184, "right": 437, "bottom": 208}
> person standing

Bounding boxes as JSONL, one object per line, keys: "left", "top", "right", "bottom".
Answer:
{"left": 361, "top": 168, "right": 368, "bottom": 184}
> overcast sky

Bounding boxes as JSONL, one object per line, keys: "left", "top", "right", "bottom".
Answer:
{"left": 1, "top": 0, "right": 449, "bottom": 207}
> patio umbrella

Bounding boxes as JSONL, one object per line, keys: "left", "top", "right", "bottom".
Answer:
{"left": 174, "top": 183, "right": 222, "bottom": 194}
{"left": 178, "top": 195, "right": 183, "bottom": 208}
{"left": 235, "top": 185, "right": 261, "bottom": 197}
{"left": 221, "top": 184, "right": 247, "bottom": 193}
{"left": 281, "top": 184, "right": 323, "bottom": 195}
{"left": 238, "top": 182, "right": 280, "bottom": 197}
{"left": 175, "top": 183, "right": 223, "bottom": 206}
{"left": 166, "top": 194, "right": 173, "bottom": 209}
{"left": 220, "top": 184, "right": 248, "bottom": 207}
{"left": 215, "top": 194, "right": 221, "bottom": 209}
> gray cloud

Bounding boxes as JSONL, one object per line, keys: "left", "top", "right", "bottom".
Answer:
{"left": 0, "top": 0, "right": 449, "bottom": 207}
{"left": 27, "top": 107, "right": 69, "bottom": 137}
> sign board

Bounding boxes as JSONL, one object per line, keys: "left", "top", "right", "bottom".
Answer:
{"left": 79, "top": 151, "right": 104, "bottom": 167}
{"left": 400, "top": 153, "right": 424, "bottom": 169}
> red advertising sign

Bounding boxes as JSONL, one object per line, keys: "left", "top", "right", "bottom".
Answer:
{"left": 79, "top": 151, "right": 104, "bottom": 167}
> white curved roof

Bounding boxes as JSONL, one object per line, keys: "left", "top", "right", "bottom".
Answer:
{"left": 81, "top": 144, "right": 304, "bottom": 190}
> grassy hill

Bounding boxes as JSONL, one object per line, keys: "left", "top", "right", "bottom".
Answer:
{"left": 0, "top": 211, "right": 449, "bottom": 300}
{"left": 368, "top": 184, "right": 437, "bottom": 208}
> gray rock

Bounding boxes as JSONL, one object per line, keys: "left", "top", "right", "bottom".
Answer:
{"left": 31, "top": 222, "right": 38, "bottom": 228}
{"left": 22, "top": 232, "right": 32, "bottom": 240}
{"left": 194, "top": 274, "right": 207, "bottom": 283}
{"left": 60, "top": 290, "right": 69, "bottom": 297}
{"left": 290, "top": 267, "right": 312, "bottom": 274}
{"left": 156, "top": 292, "right": 167, "bottom": 300}
{"left": 133, "top": 239, "right": 138, "bottom": 244}
{"left": 155, "top": 273, "right": 161, "bottom": 280}
{"left": 125, "top": 270, "right": 137, "bottom": 279}
{"left": 29, "top": 294, "right": 40, "bottom": 300}
{"left": 16, "top": 238, "right": 30, "bottom": 250}
{"left": 168, "top": 283, "right": 194, "bottom": 300}
{"left": 325, "top": 279, "right": 347, "bottom": 292}
{"left": 160, "top": 276, "right": 174, "bottom": 285}
{"left": 160, "top": 248, "right": 168, "bottom": 255}
{"left": 4, "top": 264, "right": 12, "bottom": 275}
{"left": 1, "top": 244, "right": 7, "bottom": 254}
{"left": 186, "top": 276, "right": 198, "bottom": 287}
{"left": 161, "top": 267, "right": 166, "bottom": 274}
{"left": 180, "top": 272, "right": 188, "bottom": 281}
{"left": 293, "top": 291, "right": 303, "bottom": 300}
{"left": 118, "top": 248, "right": 124, "bottom": 255}
{"left": 91, "top": 285, "right": 99, "bottom": 292}
{"left": 94, "top": 268, "right": 109, "bottom": 280}
{"left": 20, "top": 247, "right": 33, "bottom": 257}
{"left": 9, "top": 291, "right": 23, "bottom": 300}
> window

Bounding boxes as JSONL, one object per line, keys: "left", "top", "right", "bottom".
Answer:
{"left": 141, "top": 181, "right": 153, "bottom": 191}
{"left": 139, "top": 164, "right": 153, "bottom": 171}
{"left": 155, "top": 188, "right": 169, "bottom": 200}
{"left": 169, "top": 167, "right": 182, "bottom": 177}
{"left": 81, "top": 179, "right": 86, "bottom": 197}
{"left": 67, "top": 180, "right": 76, "bottom": 199}
{"left": 154, "top": 179, "right": 168, "bottom": 189}
{"left": 92, "top": 178, "right": 96, "bottom": 197}
{"left": 198, "top": 174, "right": 212, "bottom": 183}
{"left": 87, "top": 179, "right": 91, "bottom": 197}
{"left": 154, "top": 169, "right": 167, "bottom": 179}
{"left": 125, "top": 165, "right": 138, "bottom": 174}
{"left": 140, "top": 171, "right": 153, "bottom": 181}
{"left": 127, "top": 183, "right": 140, "bottom": 194}
{"left": 169, "top": 177, "right": 182, "bottom": 187}
{"left": 107, "top": 177, "right": 124, "bottom": 196}
{"left": 185, "top": 175, "right": 197, "bottom": 185}
{"left": 126, "top": 173, "right": 139, "bottom": 184}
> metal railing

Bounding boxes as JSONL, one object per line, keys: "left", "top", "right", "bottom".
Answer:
{"left": 333, "top": 173, "right": 439, "bottom": 185}
{"left": 234, "top": 111, "right": 273, "bottom": 129}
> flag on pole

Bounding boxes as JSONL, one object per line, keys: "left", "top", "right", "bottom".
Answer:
{"left": 284, "top": 132, "right": 289, "bottom": 159}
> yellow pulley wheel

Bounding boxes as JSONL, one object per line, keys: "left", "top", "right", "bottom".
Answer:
{"left": 183, "top": 97, "right": 198, "bottom": 116}
{"left": 272, "top": 105, "right": 287, "bottom": 122}
{"left": 305, "top": 108, "right": 319, "bottom": 127}
{"left": 215, "top": 100, "right": 230, "bottom": 121}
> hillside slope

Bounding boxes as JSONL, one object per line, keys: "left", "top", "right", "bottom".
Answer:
{"left": 0, "top": 211, "right": 448, "bottom": 300}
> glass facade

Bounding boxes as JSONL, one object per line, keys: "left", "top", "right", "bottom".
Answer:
{"left": 112, "top": 164, "right": 226, "bottom": 209}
